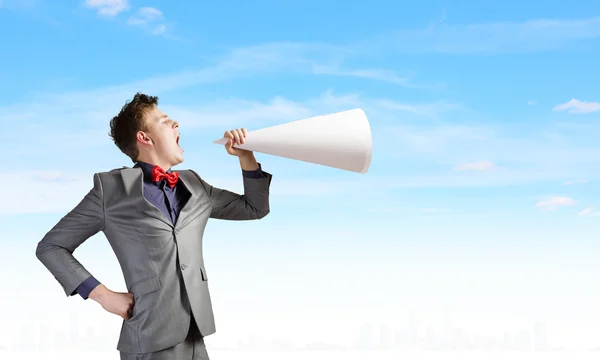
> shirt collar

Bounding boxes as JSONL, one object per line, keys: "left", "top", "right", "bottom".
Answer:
{"left": 134, "top": 161, "right": 172, "bottom": 182}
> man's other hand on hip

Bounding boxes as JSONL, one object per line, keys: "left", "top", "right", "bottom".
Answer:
{"left": 89, "top": 284, "right": 135, "bottom": 320}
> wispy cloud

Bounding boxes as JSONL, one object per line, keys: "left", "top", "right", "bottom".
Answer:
{"left": 579, "top": 207, "right": 600, "bottom": 216}
{"left": 453, "top": 160, "right": 495, "bottom": 171}
{"left": 553, "top": 98, "right": 600, "bottom": 114}
{"left": 564, "top": 178, "right": 588, "bottom": 185}
{"left": 215, "top": 42, "right": 439, "bottom": 89}
{"left": 6, "top": 86, "right": 598, "bottom": 191}
{"left": 3, "top": 34, "right": 600, "bottom": 197}
{"left": 363, "top": 16, "right": 600, "bottom": 54}
{"left": 127, "top": 6, "right": 167, "bottom": 35}
{"left": 528, "top": 100, "right": 537, "bottom": 105}
{"left": 385, "top": 118, "right": 600, "bottom": 176}
{"left": 311, "top": 65, "right": 445, "bottom": 91}
{"left": 162, "top": 96, "right": 313, "bottom": 129}
{"left": 0, "top": 85, "right": 453, "bottom": 160}
{"left": 0, "top": 41, "right": 440, "bottom": 127}
{"left": 165, "top": 90, "right": 459, "bottom": 129}
{"left": 371, "top": 99, "right": 460, "bottom": 117}
{"left": 536, "top": 196, "right": 576, "bottom": 211}
{"left": 84, "top": 0, "right": 129, "bottom": 17}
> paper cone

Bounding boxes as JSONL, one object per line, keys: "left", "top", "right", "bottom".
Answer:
{"left": 213, "top": 108, "right": 372, "bottom": 174}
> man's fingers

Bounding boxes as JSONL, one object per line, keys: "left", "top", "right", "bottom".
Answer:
{"left": 232, "top": 129, "right": 241, "bottom": 145}
{"left": 224, "top": 128, "right": 248, "bottom": 145}
{"left": 223, "top": 128, "right": 250, "bottom": 154}
{"left": 240, "top": 128, "right": 247, "bottom": 144}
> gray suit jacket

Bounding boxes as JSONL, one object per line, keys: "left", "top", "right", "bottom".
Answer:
{"left": 35, "top": 166, "right": 272, "bottom": 353}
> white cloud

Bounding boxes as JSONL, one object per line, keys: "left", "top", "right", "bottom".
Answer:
{"left": 453, "top": 160, "right": 495, "bottom": 171}
{"left": 536, "top": 196, "right": 576, "bottom": 211}
{"left": 153, "top": 24, "right": 167, "bottom": 35}
{"left": 84, "top": 0, "right": 129, "bottom": 16}
{"left": 564, "top": 178, "right": 588, "bottom": 185}
{"left": 579, "top": 207, "right": 598, "bottom": 216}
{"left": 127, "top": 7, "right": 163, "bottom": 24}
{"left": 553, "top": 98, "right": 600, "bottom": 114}
{"left": 127, "top": 7, "right": 167, "bottom": 35}
{"left": 528, "top": 100, "right": 537, "bottom": 105}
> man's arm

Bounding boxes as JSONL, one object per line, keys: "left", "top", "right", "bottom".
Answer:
{"left": 238, "top": 151, "right": 260, "bottom": 172}
{"left": 36, "top": 173, "right": 105, "bottom": 298}
{"left": 239, "top": 152, "right": 268, "bottom": 179}
{"left": 75, "top": 276, "right": 102, "bottom": 299}
{"left": 191, "top": 154, "right": 272, "bottom": 221}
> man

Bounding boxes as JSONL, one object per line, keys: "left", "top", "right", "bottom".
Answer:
{"left": 35, "top": 93, "right": 272, "bottom": 360}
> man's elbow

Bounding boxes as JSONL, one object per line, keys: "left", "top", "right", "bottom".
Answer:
{"left": 35, "top": 236, "right": 59, "bottom": 262}
{"left": 35, "top": 239, "right": 49, "bottom": 261}
{"left": 255, "top": 206, "right": 270, "bottom": 219}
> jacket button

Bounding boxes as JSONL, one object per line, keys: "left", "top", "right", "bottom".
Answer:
{"left": 181, "top": 264, "right": 187, "bottom": 270}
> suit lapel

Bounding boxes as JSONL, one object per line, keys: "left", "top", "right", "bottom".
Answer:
{"left": 174, "top": 170, "right": 199, "bottom": 229}
{"left": 120, "top": 168, "right": 173, "bottom": 229}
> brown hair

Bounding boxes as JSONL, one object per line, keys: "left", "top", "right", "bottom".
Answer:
{"left": 109, "top": 92, "right": 158, "bottom": 162}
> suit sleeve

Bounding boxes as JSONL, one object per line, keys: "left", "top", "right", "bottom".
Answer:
{"left": 35, "top": 173, "right": 105, "bottom": 297}
{"left": 75, "top": 276, "right": 101, "bottom": 299}
{"left": 190, "top": 165, "right": 272, "bottom": 220}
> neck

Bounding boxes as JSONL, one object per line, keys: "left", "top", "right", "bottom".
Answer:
{"left": 136, "top": 154, "right": 172, "bottom": 171}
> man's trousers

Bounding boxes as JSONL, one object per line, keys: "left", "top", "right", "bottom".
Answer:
{"left": 120, "top": 317, "right": 209, "bottom": 360}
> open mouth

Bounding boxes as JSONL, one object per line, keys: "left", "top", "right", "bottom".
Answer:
{"left": 176, "top": 134, "right": 183, "bottom": 152}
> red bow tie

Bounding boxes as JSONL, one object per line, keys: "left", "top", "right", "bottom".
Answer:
{"left": 151, "top": 165, "right": 179, "bottom": 188}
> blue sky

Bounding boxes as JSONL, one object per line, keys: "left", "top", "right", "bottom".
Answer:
{"left": 2, "top": 0, "right": 600, "bottom": 228}
{"left": 1, "top": 0, "right": 600, "bottom": 354}
{"left": 1, "top": 0, "right": 599, "bottom": 254}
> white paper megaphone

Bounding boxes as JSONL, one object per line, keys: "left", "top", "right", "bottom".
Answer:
{"left": 212, "top": 108, "right": 372, "bottom": 174}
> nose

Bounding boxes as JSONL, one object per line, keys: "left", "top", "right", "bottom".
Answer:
{"left": 172, "top": 120, "right": 179, "bottom": 129}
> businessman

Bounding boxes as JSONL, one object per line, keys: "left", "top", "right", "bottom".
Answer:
{"left": 35, "top": 93, "right": 272, "bottom": 360}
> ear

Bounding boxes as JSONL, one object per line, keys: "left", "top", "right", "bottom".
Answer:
{"left": 136, "top": 130, "right": 153, "bottom": 146}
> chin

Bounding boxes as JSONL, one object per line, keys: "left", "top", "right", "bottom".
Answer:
{"left": 173, "top": 154, "right": 184, "bottom": 165}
